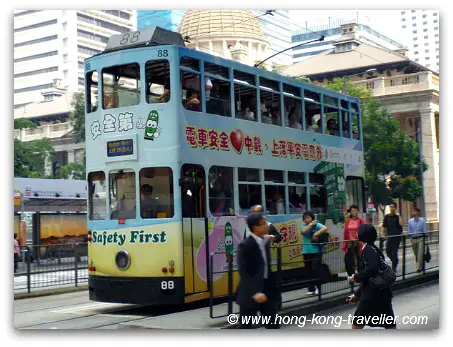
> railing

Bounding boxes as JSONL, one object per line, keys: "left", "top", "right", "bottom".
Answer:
{"left": 13, "top": 122, "right": 73, "bottom": 142}
{"left": 351, "top": 71, "right": 439, "bottom": 97}
{"left": 208, "top": 230, "right": 439, "bottom": 318}
{"left": 14, "top": 243, "right": 88, "bottom": 294}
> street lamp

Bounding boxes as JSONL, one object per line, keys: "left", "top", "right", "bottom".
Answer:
{"left": 342, "top": 68, "right": 378, "bottom": 95}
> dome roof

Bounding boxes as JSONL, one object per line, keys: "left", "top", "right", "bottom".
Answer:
{"left": 178, "top": 10, "right": 265, "bottom": 40}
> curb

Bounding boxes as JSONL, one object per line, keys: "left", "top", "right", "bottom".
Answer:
{"left": 224, "top": 271, "right": 439, "bottom": 329}
{"left": 14, "top": 284, "right": 88, "bottom": 300}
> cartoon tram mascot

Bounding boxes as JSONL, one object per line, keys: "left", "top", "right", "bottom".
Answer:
{"left": 224, "top": 222, "right": 234, "bottom": 261}
{"left": 144, "top": 110, "right": 161, "bottom": 141}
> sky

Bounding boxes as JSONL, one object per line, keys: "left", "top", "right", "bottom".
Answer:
{"left": 289, "top": 10, "right": 407, "bottom": 46}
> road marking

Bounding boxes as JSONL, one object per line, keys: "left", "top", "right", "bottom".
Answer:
{"left": 50, "top": 302, "right": 135, "bottom": 314}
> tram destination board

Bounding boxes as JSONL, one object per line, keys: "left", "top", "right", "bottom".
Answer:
{"left": 107, "top": 139, "right": 134, "bottom": 157}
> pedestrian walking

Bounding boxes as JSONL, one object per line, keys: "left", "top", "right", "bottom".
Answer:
{"left": 14, "top": 233, "right": 20, "bottom": 273}
{"left": 407, "top": 207, "right": 427, "bottom": 272}
{"left": 342, "top": 205, "right": 365, "bottom": 276}
{"left": 346, "top": 224, "right": 397, "bottom": 329}
{"left": 236, "top": 212, "right": 281, "bottom": 329}
{"left": 301, "top": 211, "right": 328, "bottom": 296}
{"left": 382, "top": 202, "right": 403, "bottom": 272}
{"left": 250, "top": 205, "right": 282, "bottom": 243}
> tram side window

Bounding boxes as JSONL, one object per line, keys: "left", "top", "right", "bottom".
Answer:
{"left": 260, "top": 77, "right": 282, "bottom": 126}
{"left": 88, "top": 171, "right": 106, "bottom": 220}
{"left": 309, "top": 173, "right": 327, "bottom": 214}
{"left": 346, "top": 177, "right": 365, "bottom": 212}
{"left": 140, "top": 167, "right": 174, "bottom": 219}
{"left": 341, "top": 110, "right": 351, "bottom": 138}
{"left": 233, "top": 70, "right": 257, "bottom": 122}
{"left": 206, "top": 77, "right": 231, "bottom": 117}
{"left": 209, "top": 166, "right": 234, "bottom": 216}
{"left": 181, "top": 71, "right": 212, "bottom": 112}
{"left": 289, "top": 186, "right": 307, "bottom": 214}
{"left": 305, "top": 101, "right": 321, "bottom": 132}
{"left": 86, "top": 71, "right": 99, "bottom": 113}
{"left": 264, "top": 169, "right": 285, "bottom": 215}
{"left": 238, "top": 168, "right": 261, "bottom": 214}
{"left": 146, "top": 60, "right": 170, "bottom": 104}
{"left": 109, "top": 169, "right": 136, "bottom": 220}
{"left": 284, "top": 96, "right": 302, "bottom": 130}
{"left": 102, "top": 63, "right": 140, "bottom": 109}
{"left": 351, "top": 103, "right": 360, "bottom": 140}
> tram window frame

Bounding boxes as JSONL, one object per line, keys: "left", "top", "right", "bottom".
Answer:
{"left": 86, "top": 71, "right": 99, "bottom": 113}
{"left": 309, "top": 173, "right": 327, "bottom": 214}
{"left": 284, "top": 96, "right": 302, "bottom": 130}
{"left": 265, "top": 185, "right": 286, "bottom": 215}
{"left": 102, "top": 63, "right": 141, "bottom": 110}
{"left": 305, "top": 101, "right": 322, "bottom": 133}
{"left": 206, "top": 76, "right": 231, "bottom": 118}
{"left": 208, "top": 166, "right": 234, "bottom": 216}
{"left": 204, "top": 62, "right": 229, "bottom": 79}
{"left": 181, "top": 70, "right": 202, "bottom": 112}
{"left": 325, "top": 105, "right": 340, "bottom": 136}
{"left": 145, "top": 59, "right": 171, "bottom": 104}
{"left": 341, "top": 109, "right": 352, "bottom": 138}
{"left": 238, "top": 167, "right": 262, "bottom": 213}
{"left": 180, "top": 56, "right": 200, "bottom": 71}
{"left": 234, "top": 82, "right": 257, "bottom": 122}
{"left": 345, "top": 176, "right": 365, "bottom": 212}
{"left": 88, "top": 171, "right": 106, "bottom": 220}
{"left": 352, "top": 111, "right": 361, "bottom": 140}
{"left": 260, "top": 88, "right": 282, "bottom": 126}
{"left": 139, "top": 167, "right": 174, "bottom": 219}
{"left": 264, "top": 169, "right": 284, "bottom": 183}
{"left": 289, "top": 186, "right": 307, "bottom": 214}
{"left": 108, "top": 169, "right": 136, "bottom": 220}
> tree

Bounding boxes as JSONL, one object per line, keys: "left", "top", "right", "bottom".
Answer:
{"left": 325, "top": 78, "right": 428, "bottom": 216}
{"left": 70, "top": 92, "right": 85, "bottom": 143}
{"left": 14, "top": 138, "right": 55, "bottom": 178}
{"left": 55, "top": 162, "right": 86, "bottom": 180}
{"left": 14, "top": 118, "right": 37, "bottom": 129}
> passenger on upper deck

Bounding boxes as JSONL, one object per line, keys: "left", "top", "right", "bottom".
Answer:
{"left": 184, "top": 89, "right": 201, "bottom": 111}
{"left": 326, "top": 118, "right": 339, "bottom": 136}
{"left": 270, "top": 107, "right": 281, "bottom": 126}
{"left": 288, "top": 108, "right": 302, "bottom": 130}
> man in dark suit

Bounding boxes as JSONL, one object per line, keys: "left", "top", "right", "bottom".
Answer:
{"left": 250, "top": 205, "right": 283, "bottom": 243}
{"left": 236, "top": 212, "right": 281, "bottom": 329}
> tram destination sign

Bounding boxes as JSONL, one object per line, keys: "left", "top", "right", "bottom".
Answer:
{"left": 107, "top": 139, "right": 134, "bottom": 157}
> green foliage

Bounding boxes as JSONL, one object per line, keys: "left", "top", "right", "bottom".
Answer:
{"left": 55, "top": 162, "right": 86, "bottom": 180}
{"left": 325, "top": 77, "right": 372, "bottom": 100}
{"left": 70, "top": 92, "right": 86, "bottom": 143}
{"left": 14, "top": 118, "right": 37, "bottom": 129}
{"left": 14, "top": 138, "right": 55, "bottom": 178}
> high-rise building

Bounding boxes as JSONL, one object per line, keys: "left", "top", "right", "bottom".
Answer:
{"left": 137, "top": 10, "right": 185, "bottom": 31}
{"left": 14, "top": 10, "right": 136, "bottom": 109}
{"left": 291, "top": 19, "right": 406, "bottom": 63}
{"left": 400, "top": 10, "right": 439, "bottom": 72}
{"left": 252, "top": 10, "right": 293, "bottom": 66}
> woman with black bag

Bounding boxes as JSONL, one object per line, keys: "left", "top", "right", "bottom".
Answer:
{"left": 346, "top": 224, "right": 397, "bottom": 329}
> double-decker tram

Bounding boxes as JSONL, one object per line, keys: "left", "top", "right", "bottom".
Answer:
{"left": 85, "top": 27, "right": 366, "bottom": 305}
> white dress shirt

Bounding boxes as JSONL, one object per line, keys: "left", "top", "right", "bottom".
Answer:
{"left": 250, "top": 233, "right": 269, "bottom": 279}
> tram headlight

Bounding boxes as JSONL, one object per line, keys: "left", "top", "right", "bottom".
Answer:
{"left": 115, "top": 250, "right": 131, "bottom": 271}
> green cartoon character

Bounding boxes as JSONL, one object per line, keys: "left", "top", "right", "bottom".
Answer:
{"left": 224, "top": 222, "right": 234, "bottom": 257}
{"left": 144, "top": 110, "right": 161, "bottom": 141}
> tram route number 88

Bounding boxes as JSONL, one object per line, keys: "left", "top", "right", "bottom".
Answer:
{"left": 161, "top": 280, "right": 174, "bottom": 290}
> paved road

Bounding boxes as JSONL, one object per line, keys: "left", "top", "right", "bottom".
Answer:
{"left": 281, "top": 282, "right": 439, "bottom": 329}
{"left": 14, "top": 281, "right": 438, "bottom": 330}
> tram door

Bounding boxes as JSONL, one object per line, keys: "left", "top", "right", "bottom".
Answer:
{"left": 181, "top": 164, "right": 208, "bottom": 295}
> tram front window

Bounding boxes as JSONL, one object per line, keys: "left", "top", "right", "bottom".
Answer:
{"left": 109, "top": 169, "right": 136, "bottom": 219}
{"left": 140, "top": 167, "right": 174, "bottom": 219}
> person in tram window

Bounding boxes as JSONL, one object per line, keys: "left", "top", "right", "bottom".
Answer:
{"left": 262, "top": 105, "right": 273, "bottom": 124}
{"left": 273, "top": 189, "right": 285, "bottom": 215}
{"left": 288, "top": 107, "right": 302, "bottom": 129}
{"left": 270, "top": 107, "right": 281, "bottom": 125}
{"left": 315, "top": 119, "right": 322, "bottom": 133}
{"left": 155, "top": 78, "right": 170, "bottom": 103}
{"left": 326, "top": 118, "right": 338, "bottom": 136}
{"left": 184, "top": 89, "right": 201, "bottom": 111}
{"left": 140, "top": 184, "right": 160, "bottom": 218}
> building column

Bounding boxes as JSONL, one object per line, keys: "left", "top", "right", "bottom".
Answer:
{"left": 223, "top": 40, "right": 228, "bottom": 56}
{"left": 67, "top": 149, "right": 75, "bottom": 164}
{"left": 419, "top": 108, "right": 439, "bottom": 221}
{"left": 44, "top": 156, "right": 52, "bottom": 177}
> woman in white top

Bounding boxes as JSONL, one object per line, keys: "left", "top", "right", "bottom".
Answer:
{"left": 288, "top": 109, "right": 302, "bottom": 130}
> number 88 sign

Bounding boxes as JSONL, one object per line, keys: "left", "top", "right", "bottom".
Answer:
{"left": 161, "top": 280, "right": 174, "bottom": 290}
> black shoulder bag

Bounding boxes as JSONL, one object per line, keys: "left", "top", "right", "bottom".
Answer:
{"left": 368, "top": 245, "right": 396, "bottom": 290}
